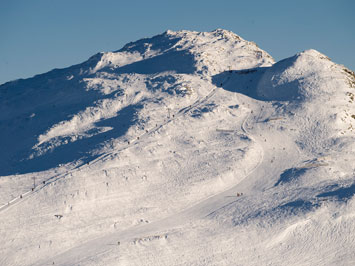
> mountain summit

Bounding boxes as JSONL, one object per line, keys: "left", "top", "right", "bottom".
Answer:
{"left": 1, "top": 29, "right": 355, "bottom": 266}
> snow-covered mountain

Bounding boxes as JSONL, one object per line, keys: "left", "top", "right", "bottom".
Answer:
{"left": 1, "top": 29, "right": 355, "bottom": 266}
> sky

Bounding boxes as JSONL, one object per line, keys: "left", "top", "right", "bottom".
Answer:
{"left": 0, "top": 0, "right": 354, "bottom": 84}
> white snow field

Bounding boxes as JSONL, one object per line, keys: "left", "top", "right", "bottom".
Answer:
{"left": 0, "top": 29, "right": 355, "bottom": 266}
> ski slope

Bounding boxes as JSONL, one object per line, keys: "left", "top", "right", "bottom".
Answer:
{"left": 1, "top": 29, "right": 355, "bottom": 266}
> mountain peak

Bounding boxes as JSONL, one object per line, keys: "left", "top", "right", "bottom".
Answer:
{"left": 90, "top": 29, "right": 274, "bottom": 75}
{"left": 211, "top": 28, "right": 242, "bottom": 39}
{"left": 164, "top": 28, "right": 241, "bottom": 39}
{"left": 298, "top": 48, "right": 324, "bottom": 56}
{"left": 294, "top": 49, "right": 332, "bottom": 62}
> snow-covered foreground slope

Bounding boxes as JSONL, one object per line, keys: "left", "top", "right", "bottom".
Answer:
{"left": 0, "top": 29, "right": 355, "bottom": 266}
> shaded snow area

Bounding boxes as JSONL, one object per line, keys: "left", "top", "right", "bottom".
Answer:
{"left": 0, "top": 29, "right": 355, "bottom": 266}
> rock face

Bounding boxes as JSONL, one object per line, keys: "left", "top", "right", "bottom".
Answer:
{"left": 0, "top": 29, "right": 355, "bottom": 266}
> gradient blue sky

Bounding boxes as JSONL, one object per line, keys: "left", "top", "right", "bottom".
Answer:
{"left": 1, "top": 0, "right": 354, "bottom": 84}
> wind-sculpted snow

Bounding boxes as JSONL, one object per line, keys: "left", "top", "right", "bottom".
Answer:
{"left": 0, "top": 29, "right": 355, "bottom": 266}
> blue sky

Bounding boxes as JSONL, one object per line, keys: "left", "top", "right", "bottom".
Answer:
{"left": 1, "top": 0, "right": 354, "bottom": 84}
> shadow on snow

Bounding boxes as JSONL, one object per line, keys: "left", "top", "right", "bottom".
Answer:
{"left": 0, "top": 98, "right": 142, "bottom": 175}
{"left": 317, "top": 183, "right": 355, "bottom": 202}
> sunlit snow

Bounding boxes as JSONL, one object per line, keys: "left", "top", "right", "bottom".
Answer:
{"left": 0, "top": 29, "right": 355, "bottom": 266}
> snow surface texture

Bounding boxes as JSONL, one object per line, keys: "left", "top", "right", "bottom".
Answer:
{"left": 0, "top": 29, "right": 355, "bottom": 266}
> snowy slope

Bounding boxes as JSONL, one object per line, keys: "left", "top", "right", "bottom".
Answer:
{"left": 0, "top": 29, "right": 355, "bottom": 266}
